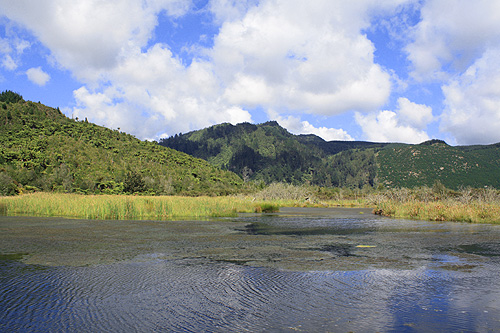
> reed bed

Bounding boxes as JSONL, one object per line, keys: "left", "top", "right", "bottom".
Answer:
{"left": 374, "top": 200, "right": 500, "bottom": 224}
{"left": 3, "top": 185, "right": 499, "bottom": 224}
{"left": 0, "top": 193, "right": 278, "bottom": 220}
{"left": 369, "top": 186, "right": 500, "bottom": 224}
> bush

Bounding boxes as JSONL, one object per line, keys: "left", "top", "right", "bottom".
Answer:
{"left": 0, "top": 173, "right": 18, "bottom": 196}
{"left": 253, "top": 182, "right": 313, "bottom": 201}
{"left": 123, "top": 171, "right": 145, "bottom": 194}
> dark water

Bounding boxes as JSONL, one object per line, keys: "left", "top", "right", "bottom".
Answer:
{"left": 1, "top": 208, "right": 500, "bottom": 332}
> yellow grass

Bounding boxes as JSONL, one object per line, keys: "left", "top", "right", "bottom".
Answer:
{"left": 375, "top": 200, "right": 500, "bottom": 224}
{"left": 0, "top": 193, "right": 278, "bottom": 220}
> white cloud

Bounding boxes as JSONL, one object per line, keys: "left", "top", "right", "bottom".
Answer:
{"left": 402, "top": 0, "right": 500, "bottom": 144}
{"left": 0, "top": 33, "right": 30, "bottom": 70}
{"left": 441, "top": 48, "right": 500, "bottom": 145}
{"left": 26, "top": 66, "right": 50, "bottom": 85}
{"left": 0, "top": 0, "right": 191, "bottom": 81}
{"left": 406, "top": 0, "right": 500, "bottom": 81}
{"left": 1, "top": 54, "right": 17, "bottom": 70}
{"left": 396, "top": 97, "right": 433, "bottom": 129}
{"left": 0, "top": 37, "right": 11, "bottom": 54}
{"left": 0, "top": 0, "right": 408, "bottom": 141}
{"left": 72, "top": 45, "right": 252, "bottom": 138}
{"left": 210, "top": 0, "right": 402, "bottom": 116}
{"left": 272, "top": 113, "right": 354, "bottom": 141}
{"left": 208, "top": 0, "right": 259, "bottom": 24}
{"left": 355, "top": 98, "right": 432, "bottom": 143}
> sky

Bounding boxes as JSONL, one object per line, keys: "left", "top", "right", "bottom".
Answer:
{"left": 1, "top": 0, "right": 500, "bottom": 145}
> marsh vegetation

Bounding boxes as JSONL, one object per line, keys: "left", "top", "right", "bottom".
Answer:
{"left": 1, "top": 182, "right": 499, "bottom": 224}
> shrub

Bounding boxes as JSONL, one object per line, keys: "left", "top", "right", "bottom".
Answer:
{"left": 123, "top": 171, "right": 145, "bottom": 194}
{"left": 253, "top": 183, "right": 313, "bottom": 201}
{"left": 0, "top": 173, "right": 18, "bottom": 196}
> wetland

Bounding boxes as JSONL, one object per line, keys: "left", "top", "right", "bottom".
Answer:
{"left": 1, "top": 207, "right": 500, "bottom": 331}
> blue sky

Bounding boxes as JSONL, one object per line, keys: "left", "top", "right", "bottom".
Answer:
{"left": 1, "top": 0, "right": 500, "bottom": 145}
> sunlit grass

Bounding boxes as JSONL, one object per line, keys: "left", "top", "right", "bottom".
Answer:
{"left": 2, "top": 185, "right": 500, "bottom": 224}
{"left": 0, "top": 193, "right": 278, "bottom": 220}
{"left": 374, "top": 200, "right": 500, "bottom": 224}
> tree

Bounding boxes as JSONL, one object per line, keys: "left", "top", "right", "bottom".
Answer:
{"left": 123, "top": 171, "right": 145, "bottom": 193}
{"left": 0, "top": 90, "right": 23, "bottom": 103}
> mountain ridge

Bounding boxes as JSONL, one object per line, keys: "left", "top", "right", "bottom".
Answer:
{"left": 160, "top": 121, "right": 500, "bottom": 189}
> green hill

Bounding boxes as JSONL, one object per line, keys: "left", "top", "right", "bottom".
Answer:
{"left": 0, "top": 91, "right": 242, "bottom": 196}
{"left": 377, "top": 140, "right": 500, "bottom": 189}
{"left": 3, "top": 90, "right": 498, "bottom": 195}
{"left": 160, "top": 121, "right": 385, "bottom": 188}
{"left": 160, "top": 122, "right": 500, "bottom": 190}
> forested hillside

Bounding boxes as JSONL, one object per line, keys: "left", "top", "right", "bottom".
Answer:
{"left": 160, "top": 122, "right": 500, "bottom": 190}
{"left": 377, "top": 140, "right": 500, "bottom": 189}
{"left": 3, "top": 91, "right": 499, "bottom": 196}
{"left": 160, "top": 121, "right": 384, "bottom": 188}
{"left": 0, "top": 92, "right": 242, "bottom": 196}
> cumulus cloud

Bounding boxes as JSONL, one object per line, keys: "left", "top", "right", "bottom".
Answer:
{"left": 396, "top": 97, "right": 433, "bottom": 129}
{"left": 0, "top": 0, "right": 191, "bottom": 81}
{"left": 441, "top": 48, "right": 500, "bottom": 145}
{"left": 355, "top": 98, "right": 432, "bottom": 143}
{"left": 72, "top": 44, "right": 252, "bottom": 138}
{"left": 208, "top": 0, "right": 259, "bottom": 24}
{"left": 406, "top": 0, "right": 500, "bottom": 81}
{"left": 0, "top": 0, "right": 406, "bottom": 140}
{"left": 271, "top": 112, "right": 354, "bottom": 141}
{"left": 26, "top": 66, "right": 50, "bottom": 86}
{"left": 211, "top": 0, "right": 400, "bottom": 116}
{"left": 402, "top": 0, "right": 500, "bottom": 144}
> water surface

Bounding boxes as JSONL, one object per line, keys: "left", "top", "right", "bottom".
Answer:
{"left": 1, "top": 207, "right": 500, "bottom": 331}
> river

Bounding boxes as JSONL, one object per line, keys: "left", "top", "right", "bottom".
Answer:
{"left": 1, "top": 207, "right": 500, "bottom": 332}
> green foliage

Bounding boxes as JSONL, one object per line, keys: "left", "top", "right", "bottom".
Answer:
{"left": 160, "top": 121, "right": 382, "bottom": 188}
{"left": 0, "top": 90, "right": 23, "bottom": 104}
{"left": 123, "top": 171, "right": 145, "bottom": 194}
{"left": 0, "top": 172, "right": 18, "bottom": 196}
{"left": 0, "top": 97, "right": 243, "bottom": 196}
{"left": 377, "top": 140, "right": 500, "bottom": 189}
{"left": 162, "top": 122, "right": 500, "bottom": 190}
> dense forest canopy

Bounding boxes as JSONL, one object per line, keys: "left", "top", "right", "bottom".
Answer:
{"left": 161, "top": 122, "right": 500, "bottom": 190}
{"left": 0, "top": 92, "right": 242, "bottom": 196}
{"left": 160, "top": 121, "right": 382, "bottom": 188}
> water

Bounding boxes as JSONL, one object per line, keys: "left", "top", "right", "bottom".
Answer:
{"left": 1, "top": 207, "right": 500, "bottom": 332}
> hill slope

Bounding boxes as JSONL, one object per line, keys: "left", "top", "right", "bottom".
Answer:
{"left": 377, "top": 140, "right": 500, "bottom": 189}
{"left": 160, "top": 121, "right": 386, "bottom": 188}
{"left": 160, "top": 122, "right": 500, "bottom": 190}
{"left": 0, "top": 92, "right": 242, "bottom": 196}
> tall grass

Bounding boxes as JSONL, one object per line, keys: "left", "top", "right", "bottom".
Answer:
{"left": 249, "top": 182, "right": 368, "bottom": 208}
{"left": 369, "top": 186, "right": 500, "bottom": 224}
{"left": 0, "top": 193, "right": 276, "bottom": 220}
{"left": 3, "top": 184, "right": 499, "bottom": 224}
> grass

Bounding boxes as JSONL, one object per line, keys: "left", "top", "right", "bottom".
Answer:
{"left": 374, "top": 200, "right": 500, "bottom": 224}
{"left": 2, "top": 184, "right": 500, "bottom": 224}
{"left": 369, "top": 186, "right": 500, "bottom": 224}
{"left": 0, "top": 193, "right": 279, "bottom": 220}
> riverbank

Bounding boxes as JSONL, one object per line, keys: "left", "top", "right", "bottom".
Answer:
{"left": 1, "top": 185, "right": 500, "bottom": 224}
{"left": 373, "top": 200, "right": 500, "bottom": 224}
{"left": 368, "top": 187, "right": 500, "bottom": 224}
{"left": 0, "top": 193, "right": 281, "bottom": 220}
